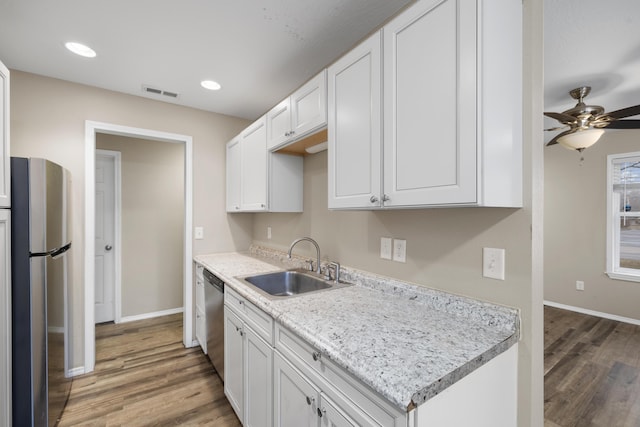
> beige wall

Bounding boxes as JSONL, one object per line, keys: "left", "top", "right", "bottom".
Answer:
{"left": 10, "top": 71, "right": 252, "bottom": 368}
{"left": 545, "top": 130, "right": 640, "bottom": 319}
{"left": 96, "top": 134, "right": 184, "bottom": 317}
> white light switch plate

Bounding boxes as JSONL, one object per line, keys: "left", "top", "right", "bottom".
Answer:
{"left": 194, "top": 226, "right": 204, "bottom": 240}
{"left": 393, "top": 239, "right": 406, "bottom": 263}
{"left": 483, "top": 247, "right": 505, "bottom": 280}
{"left": 380, "top": 237, "right": 392, "bottom": 260}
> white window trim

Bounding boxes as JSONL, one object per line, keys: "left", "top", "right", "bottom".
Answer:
{"left": 606, "top": 151, "right": 640, "bottom": 282}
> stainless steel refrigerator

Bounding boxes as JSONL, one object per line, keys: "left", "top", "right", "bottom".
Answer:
{"left": 11, "top": 157, "right": 72, "bottom": 426}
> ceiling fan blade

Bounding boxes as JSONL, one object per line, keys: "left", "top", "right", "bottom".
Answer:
{"left": 544, "top": 125, "right": 569, "bottom": 132}
{"left": 606, "top": 105, "right": 640, "bottom": 119}
{"left": 544, "top": 111, "right": 577, "bottom": 124}
{"left": 546, "top": 129, "right": 575, "bottom": 146}
{"left": 603, "top": 120, "right": 640, "bottom": 129}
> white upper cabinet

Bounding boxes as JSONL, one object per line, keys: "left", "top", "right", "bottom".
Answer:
{"left": 383, "top": 0, "right": 477, "bottom": 207}
{"left": 328, "top": 31, "right": 382, "bottom": 210}
{"left": 267, "top": 70, "right": 327, "bottom": 151}
{"left": 328, "top": 0, "right": 522, "bottom": 209}
{"left": 240, "top": 118, "right": 268, "bottom": 211}
{"left": 226, "top": 116, "right": 303, "bottom": 213}
{"left": 226, "top": 137, "right": 242, "bottom": 212}
{"left": 0, "top": 60, "right": 9, "bottom": 208}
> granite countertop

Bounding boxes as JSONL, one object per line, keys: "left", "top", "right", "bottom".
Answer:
{"left": 195, "top": 247, "right": 519, "bottom": 412}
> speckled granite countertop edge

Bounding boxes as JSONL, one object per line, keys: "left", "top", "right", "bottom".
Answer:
{"left": 194, "top": 247, "right": 519, "bottom": 412}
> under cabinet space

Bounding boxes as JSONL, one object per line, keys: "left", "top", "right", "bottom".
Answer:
{"left": 267, "top": 70, "right": 327, "bottom": 152}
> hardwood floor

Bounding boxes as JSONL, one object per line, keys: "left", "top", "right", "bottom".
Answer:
{"left": 59, "top": 314, "right": 241, "bottom": 426}
{"left": 545, "top": 306, "right": 640, "bottom": 427}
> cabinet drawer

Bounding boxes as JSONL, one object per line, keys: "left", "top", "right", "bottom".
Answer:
{"left": 225, "top": 286, "right": 274, "bottom": 345}
{"left": 275, "top": 323, "right": 403, "bottom": 427}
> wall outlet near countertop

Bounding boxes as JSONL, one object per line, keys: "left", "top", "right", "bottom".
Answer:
{"left": 393, "top": 239, "right": 407, "bottom": 263}
{"left": 576, "top": 280, "right": 585, "bottom": 291}
{"left": 267, "top": 226, "right": 272, "bottom": 240}
{"left": 380, "top": 237, "right": 392, "bottom": 260}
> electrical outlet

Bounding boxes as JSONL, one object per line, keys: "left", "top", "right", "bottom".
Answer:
{"left": 380, "top": 237, "right": 392, "bottom": 260}
{"left": 267, "top": 226, "right": 272, "bottom": 240}
{"left": 576, "top": 280, "right": 585, "bottom": 291}
{"left": 393, "top": 239, "right": 406, "bottom": 263}
{"left": 483, "top": 248, "right": 505, "bottom": 280}
{"left": 194, "top": 226, "right": 204, "bottom": 240}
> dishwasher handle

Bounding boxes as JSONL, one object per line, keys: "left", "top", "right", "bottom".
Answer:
{"left": 203, "top": 268, "right": 225, "bottom": 293}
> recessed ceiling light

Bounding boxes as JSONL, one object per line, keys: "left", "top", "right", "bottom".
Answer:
{"left": 201, "top": 80, "right": 222, "bottom": 91}
{"left": 65, "top": 42, "right": 97, "bottom": 58}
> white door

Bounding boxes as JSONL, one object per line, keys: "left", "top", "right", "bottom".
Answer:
{"left": 224, "top": 307, "right": 245, "bottom": 423}
{"left": 226, "top": 137, "right": 242, "bottom": 212}
{"left": 290, "top": 70, "right": 327, "bottom": 139}
{"left": 95, "top": 153, "right": 116, "bottom": 323}
{"left": 244, "top": 327, "right": 273, "bottom": 427}
{"left": 240, "top": 117, "right": 268, "bottom": 211}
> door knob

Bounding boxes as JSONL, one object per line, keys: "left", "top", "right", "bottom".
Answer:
{"left": 105, "top": 245, "right": 112, "bottom": 251}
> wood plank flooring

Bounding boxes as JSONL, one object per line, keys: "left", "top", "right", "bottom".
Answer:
{"left": 545, "top": 306, "right": 640, "bottom": 427}
{"left": 59, "top": 314, "right": 241, "bottom": 426}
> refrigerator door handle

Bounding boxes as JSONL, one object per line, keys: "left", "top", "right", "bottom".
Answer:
{"left": 30, "top": 242, "right": 72, "bottom": 259}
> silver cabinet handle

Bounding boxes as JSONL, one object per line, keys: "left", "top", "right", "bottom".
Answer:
{"left": 317, "top": 407, "right": 325, "bottom": 418}
{"left": 306, "top": 396, "right": 315, "bottom": 405}
{"left": 312, "top": 351, "right": 321, "bottom": 361}
{"left": 105, "top": 245, "right": 112, "bottom": 251}
{"left": 370, "top": 195, "right": 378, "bottom": 203}
{"left": 382, "top": 194, "right": 390, "bottom": 202}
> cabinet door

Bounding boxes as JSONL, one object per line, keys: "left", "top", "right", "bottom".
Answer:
{"left": 383, "top": 0, "right": 477, "bottom": 207}
{"left": 319, "top": 394, "right": 358, "bottom": 427}
{"left": 328, "top": 31, "right": 382, "bottom": 209}
{"left": 224, "top": 308, "right": 244, "bottom": 422}
{"left": 226, "top": 137, "right": 242, "bottom": 212}
{"left": 0, "top": 60, "right": 9, "bottom": 208}
{"left": 241, "top": 117, "right": 268, "bottom": 211}
{"left": 291, "top": 71, "right": 327, "bottom": 140}
{"left": 244, "top": 327, "right": 273, "bottom": 427}
{"left": 274, "top": 352, "right": 319, "bottom": 427}
{"left": 0, "top": 210, "right": 10, "bottom": 426}
{"left": 266, "top": 98, "right": 292, "bottom": 150}
{"left": 195, "top": 308, "right": 207, "bottom": 354}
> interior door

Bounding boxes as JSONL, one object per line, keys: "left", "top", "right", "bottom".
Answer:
{"left": 95, "top": 153, "right": 116, "bottom": 323}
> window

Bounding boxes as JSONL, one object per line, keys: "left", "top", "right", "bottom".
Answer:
{"left": 607, "top": 152, "right": 640, "bottom": 281}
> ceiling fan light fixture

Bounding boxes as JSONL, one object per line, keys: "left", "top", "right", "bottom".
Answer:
{"left": 64, "top": 42, "right": 97, "bottom": 58}
{"left": 557, "top": 128, "right": 604, "bottom": 151}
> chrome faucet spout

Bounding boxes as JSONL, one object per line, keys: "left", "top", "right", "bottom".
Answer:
{"left": 288, "top": 237, "right": 321, "bottom": 274}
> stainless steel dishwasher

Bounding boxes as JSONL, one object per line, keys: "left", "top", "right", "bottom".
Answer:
{"left": 203, "top": 268, "right": 225, "bottom": 381}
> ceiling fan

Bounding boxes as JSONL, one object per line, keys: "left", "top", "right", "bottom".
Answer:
{"left": 544, "top": 86, "right": 640, "bottom": 151}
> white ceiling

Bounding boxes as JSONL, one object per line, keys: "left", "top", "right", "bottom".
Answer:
{"left": 1, "top": 1, "right": 638, "bottom": 125}
{"left": 544, "top": 0, "right": 640, "bottom": 135}
{"left": 0, "top": 0, "right": 411, "bottom": 120}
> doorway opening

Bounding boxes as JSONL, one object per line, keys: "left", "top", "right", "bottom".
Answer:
{"left": 84, "top": 121, "right": 193, "bottom": 373}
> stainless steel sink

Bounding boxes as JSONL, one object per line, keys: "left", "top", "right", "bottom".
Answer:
{"left": 239, "top": 269, "right": 348, "bottom": 298}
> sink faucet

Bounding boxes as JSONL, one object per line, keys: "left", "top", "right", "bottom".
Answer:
{"left": 288, "top": 237, "right": 321, "bottom": 274}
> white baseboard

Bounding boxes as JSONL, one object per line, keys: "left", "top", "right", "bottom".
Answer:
{"left": 119, "top": 307, "right": 184, "bottom": 324}
{"left": 544, "top": 300, "right": 640, "bottom": 326}
{"left": 67, "top": 366, "right": 85, "bottom": 377}
{"left": 189, "top": 340, "right": 199, "bottom": 348}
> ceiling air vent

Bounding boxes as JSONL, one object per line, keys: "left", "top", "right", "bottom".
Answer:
{"left": 142, "top": 85, "right": 179, "bottom": 99}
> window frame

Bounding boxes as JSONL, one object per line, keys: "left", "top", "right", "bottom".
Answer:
{"left": 606, "top": 151, "right": 640, "bottom": 282}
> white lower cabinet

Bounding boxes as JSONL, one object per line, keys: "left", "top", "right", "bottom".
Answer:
{"left": 273, "top": 353, "right": 359, "bottom": 427}
{"left": 224, "top": 289, "right": 274, "bottom": 427}
{"left": 194, "top": 263, "right": 206, "bottom": 353}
